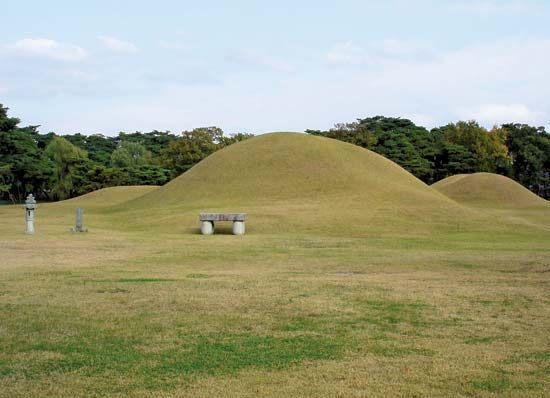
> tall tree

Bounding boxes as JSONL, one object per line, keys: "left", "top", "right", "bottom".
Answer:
{"left": 65, "top": 133, "right": 118, "bottom": 166}
{"left": 117, "top": 130, "right": 179, "bottom": 156}
{"left": 433, "top": 121, "right": 511, "bottom": 174}
{"left": 502, "top": 123, "right": 550, "bottom": 198}
{"left": 0, "top": 105, "right": 53, "bottom": 201}
{"left": 110, "top": 141, "right": 153, "bottom": 169}
{"left": 44, "top": 136, "right": 89, "bottom": 200}
{"left": 160, "top": 127, "right": 225, "bottom": 177}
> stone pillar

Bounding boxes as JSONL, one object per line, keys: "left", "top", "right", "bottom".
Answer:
{"left": 72, "top": 208, "right": 88, "bottom": 233}
{"left": 232, "top": 221, "right": 245, "bottom": 235}
{"left": 24, "top": 194, "right": 37, "bottom": 234}
{"left": 201, "top": 220, "right": 214, "bottom": 235}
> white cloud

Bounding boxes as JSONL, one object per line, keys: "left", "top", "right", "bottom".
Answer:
{"left": 456, "top": 104, "right": 544, "bottom": 125}
{"left": 5, "top": 38, "right": 88, "bottom": 61}
{"left": 324, "top": 41, "right": 373, "bottom": 66}
{"left": 312, "top": 37, "right": 550, "bottom": 129}
{"left": 324, "top": 39, "right": 432, "bottom": 67}
{"left": 227, "top": 49, "right": 293, "bottom": 72}
{"left": 99, "top": 36, "right": 138, "bottom": 53}
{"left": 370, "top": 38, "right": 550, "bottom": 94}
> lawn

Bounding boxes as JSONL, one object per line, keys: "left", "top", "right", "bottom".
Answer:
{"left": 0, "top": 213, "right": 548, "bottom": 397}
{"left": 1, "top": 134, "right": 549, "bottom": 397}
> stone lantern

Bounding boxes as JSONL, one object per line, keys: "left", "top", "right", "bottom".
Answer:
{"left": 24, "top": 194, "right": 37, "bottom": 234}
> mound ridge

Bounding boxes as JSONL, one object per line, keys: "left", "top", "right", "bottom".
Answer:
{"left": 432, "top": 173, "right": 548, "bottom": 208}
{"left": 55, "top": 186, "right": 158, "bottom": 209}
{"left": 118, "top": 133, "right": 477, "bottom": 235}
{"left": 135, "top": 133, "right": 446, "bottom": 204}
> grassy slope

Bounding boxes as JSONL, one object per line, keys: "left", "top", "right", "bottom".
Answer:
{"left": 0, "top": 134, "right": 549, "bottom": 397}
{"left": 432, "top": 172, "right": 548, "bottom": 209}
{"left": 433, "top": 172, "right": 550, "bottom": 231}
{"left": 107, "top": 133, "right": 502, "bottom": 236}
{"left": 52, "top": 185, "right": 159, "bottom": 210}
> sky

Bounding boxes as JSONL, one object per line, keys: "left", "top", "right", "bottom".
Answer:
{"left": 1, "top": 0, "right": 549, "bottom": 135}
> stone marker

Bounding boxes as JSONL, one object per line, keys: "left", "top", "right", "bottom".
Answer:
{"left": 24, "top": 194, "right": 37, "bottom": 234}
{"left": 71, "top": 208, "right": 88, "bottom": 233}
{"left": 199, "top": 213, "right": 246, "bottom": 235}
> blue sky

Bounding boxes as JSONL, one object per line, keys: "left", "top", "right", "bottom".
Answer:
{"left": 1, "top": 0, "right": 549, "bottom": 135}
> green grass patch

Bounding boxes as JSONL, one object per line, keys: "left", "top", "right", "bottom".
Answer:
{"left": 275, "top": 314, "right": 327, "bottom": 332}
{"left": 154, "top": 333, "right": 342, "bottom": 377}
{"left": 353, "top": 299, "right": 432, "bottom": 331}
{"left": 471, "top": 376, "right": 513, "bottom": 392}
{"left": 471, "top": 375, "right": 542, "bottom": 393}
{"left": 503, "top": 351, "right": 550, "bottom": 376}
{"left": 0, "top": 360, "right": 15, "bottom": 377}
{"left": 525, "top": 351, "right": 550, "bottom": 362}
{"left": 1, "top": 315, "right": 345, "bottom": 391}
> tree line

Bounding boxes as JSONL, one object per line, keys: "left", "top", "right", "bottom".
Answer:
{"left": 307, "top": 116, "right": 550, "bottom": 199}
{"left": 0, "top": 104, "right": 251, "bottom": 202}
{"left": 1, "top": 104, "right": 549, "bottom": 202}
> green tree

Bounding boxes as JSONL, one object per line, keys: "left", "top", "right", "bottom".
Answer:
{"left": 65, "top": 133, "right": 118, "bottom": 166}
{"left": 110, "top": 141, "right": 153, "bottom": 169}
{"left": 44, "top": 136, "right": 89, "bottom": 200}
{"left": 434, "top": 121, "right": 511, "bottom": 174}
{"left": 0, "top": 105, "right": 54, "bottom": 201}
{"left": 0, "top": 164, "right": 11, "bottom": 196}
{"left": 221, "top": 132, "right": 255, "bottom": 146}
{"left": 123, "top": 165, "right": 171, "bottom": 186}
{"left": 160, "top": 127, "right": 225, "bottom": 177}
{"left": 307, "top": 122, "right": 378, "bottom": 149}
{"left": 502, "top": 123, "right": 550, "bottom": 198}
{"left": 117, "top": 131, "right": 178, "bottom": 156}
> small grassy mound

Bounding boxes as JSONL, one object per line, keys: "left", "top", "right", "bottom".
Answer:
{"left": 432, "top": 173, "right": 548, "bottom": 209}
{"left": 55, "top": 186, "right": 158, "bottom": 210}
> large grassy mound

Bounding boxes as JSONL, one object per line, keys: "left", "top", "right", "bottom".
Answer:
{"left": 432, "top": 173, "right": 548, "bottom": 209}
{"left": 116, "top": 133, "right": 480, "bottom": 235}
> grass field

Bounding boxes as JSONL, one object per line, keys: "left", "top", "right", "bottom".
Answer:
{"left": 1, "top": 133, "right": 549, "bottom": 397}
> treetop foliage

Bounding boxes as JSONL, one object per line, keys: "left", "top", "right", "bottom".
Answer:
{"left": 1, "top": 103, "right": 548, "bottom": 202}
{"left": 0, "top": 104, "right": 252, "bottom": 202}
{"left": 307, "top": 116, "right": 549, "bottom": 198}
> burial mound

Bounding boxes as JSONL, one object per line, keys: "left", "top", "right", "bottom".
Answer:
{"left": 432, "top": 172, "right": 548, "bottom": 209}
{"left": 121, "top": 133, "right": 475, "bottom": 235}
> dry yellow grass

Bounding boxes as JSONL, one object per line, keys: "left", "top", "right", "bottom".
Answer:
{"left": 432, "top": 172, "right": 549, "bottom": 209}
{"left": 101, "top": 133, "right": 507, "bottom": 237}
{"left": 55, "top": 185, "right": 159, "bottom": 210}
{"left": 0, "top": 133, "right": 549, "bottom": 397}
{"left": 433, "top": 172, "right": 550, "bottom": 231}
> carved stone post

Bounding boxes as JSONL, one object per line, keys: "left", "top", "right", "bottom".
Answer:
{"left": 71, "top": 208, "right": 88, "bottom": 233}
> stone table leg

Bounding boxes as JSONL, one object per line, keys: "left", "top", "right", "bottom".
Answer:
{"left": 232, "top": 221, "right": 245, "bottom": 235}
{"left": 201, "top": 221, "right": 214, "bottom": 235}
